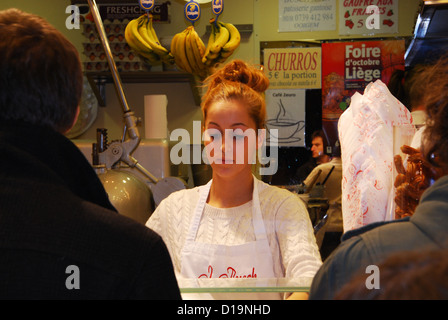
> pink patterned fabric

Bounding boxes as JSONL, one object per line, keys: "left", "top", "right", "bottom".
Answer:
{"left": 338, "top": 80, "right": 414, "bottom": 232}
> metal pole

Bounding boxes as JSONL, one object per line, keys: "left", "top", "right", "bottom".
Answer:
{"left": 86, "top": 0, "right": 131, "bottom": 114}
{"left": 86, "top": 0, "right": 141, "bottom": 161}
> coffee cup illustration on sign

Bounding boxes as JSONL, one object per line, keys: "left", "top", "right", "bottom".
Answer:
{"left": 266, "top": 99, "right": 305, "bottom": 144}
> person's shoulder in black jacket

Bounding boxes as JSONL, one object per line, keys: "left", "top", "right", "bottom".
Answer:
{"left": 0, "top": 8, "right": 180, "bottom": 300}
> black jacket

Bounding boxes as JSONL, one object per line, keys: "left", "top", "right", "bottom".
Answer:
{"left": 0, "top": 121, "right": 181, "bottom": 299}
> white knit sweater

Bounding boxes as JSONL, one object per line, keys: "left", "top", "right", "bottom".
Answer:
{"left": 146, "top": 179, "right": 322, "bottom": 281}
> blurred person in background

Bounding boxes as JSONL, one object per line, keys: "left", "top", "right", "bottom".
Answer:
{"left": 295, "top": 130, "right": 331, "bottom": 183}
{"left": 304, "top": 140, "right": 342, "bottom": 260}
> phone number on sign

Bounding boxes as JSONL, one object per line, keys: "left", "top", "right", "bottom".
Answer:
{"left": 282, "top": 13, "right": 333, "bottom": 22}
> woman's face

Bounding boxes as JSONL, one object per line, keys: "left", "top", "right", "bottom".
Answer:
{"left": 203, "top": 100, "right": 260, "bottom": 179}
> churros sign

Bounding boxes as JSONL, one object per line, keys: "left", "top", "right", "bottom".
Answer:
{"left": 264, "top": 47, "right": 321, "bottom": 89}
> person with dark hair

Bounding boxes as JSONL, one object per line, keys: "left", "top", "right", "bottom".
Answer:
{"left": 304, "top": 140, "right": 343, "bottom": 260}
{"left": 387, "top": 65, "right": 428, "bottom": 128}
{"left": 310, "top": 130, "right": 331, "bottom": 165}
{"left": 147, "top": 60, "right": 322, "bottom": 299}
{"left": 309, "top": 55, "right": 448, "bottom": 300}
{"left": 295, "top": 130, "right": 331, "bottom": 183}
{"left": 0, "top": 8, "right": 180, "bottom": 299}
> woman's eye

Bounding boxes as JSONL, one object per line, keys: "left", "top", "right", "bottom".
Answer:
{"left": 204, "top": 129, "right": 222, "bottom": 142}
{"left": 209, "top": 134, "right": 221, "bottom": 141}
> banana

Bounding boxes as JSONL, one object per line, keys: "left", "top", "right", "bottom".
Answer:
{"left": 136, "top": 16, "right": 159, "bottom": 53}
{"left": 188, "top": 27, "right": 208, "bottom": 79}
{"left": 170, "top": 33, "right": 182, "bottom": 69}
{"left": 209, "top": 20, "right": 229, "bottom": 54}
{"left": 171, "top": 25, "right": 209, "bottom": 78}
{"left": 193, "top": 29, "right": 206, "bottom": 61}
{"left": 146, "top": 14, "right": 163, "bottom": 48}
{"left": 178, "top": 29, "right": 194, "bottom": 74}
{"left": 140, "top": 54, "right": 161, "bottom": 65}
{"left": 202, "top": 18, "right": 233, "bottom": 68}
{"left": 124, "top": 20, "right": 140, "bottom": 52}
{"left": 185, "top": 27, "right": 204, "bottom": 77}
{"left": 202, "top": 18, "right": 217, "bottom": 64}
{"left": 136, "top": 14, "right": 174, "bottom": 65}
{"left": 142, "top": 14, "right": 174, "bottom": 65}
{"left": 219, "top": 49, "right": 234, "bottom": 59}
{"left": 170, "top": 32, "right": 179, "bottom": 56}
{"left": 125, "top": 19, "right": 148, "bottom": 53}
{"left": 124, "top": 14, "right": 175, "bottom": 66}
{"left": 220, "top": 21, "right": 240, "bottom": 53}
{"left": 125, "top": 19, "right": 160, "bottom": 63}
{"left": 129, "top": 17, "right": 154, "bottom": 54}
{"left": 170, "top": 33, "right": 184, "bottom": 70}
{"left": 170, "top": 19, "right": 238, "bottom": 76}
{"left": 206, "top": 50, "right": 220, "bottom": 61}
{"left": 141, "top": 50, "right": 162, "bottom": 64}
{"left": 214, "top": 49, "right": 234, "bottom": 65}
{"left": 172, "top": 29, "right": 193, "bottom": 74}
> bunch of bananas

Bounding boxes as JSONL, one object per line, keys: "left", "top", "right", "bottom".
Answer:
{"left": 171, "top": 26, "right": 208, "bottom": 79}
{"left": 171, "top": 19, "right": 240, "bottom": 79}
{"left": 203, "top": 19, "right": 240, "bottom": 68}
{"left": 124, "top": 14, "right": 174, "bottom": 66}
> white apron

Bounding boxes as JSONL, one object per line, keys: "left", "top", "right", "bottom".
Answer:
{"left": 179, "top": 177, "right": 282, "bottom": 300}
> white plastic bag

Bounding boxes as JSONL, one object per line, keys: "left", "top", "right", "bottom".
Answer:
{"left": 338, "top": 80, "right": 414, "bottom": 232}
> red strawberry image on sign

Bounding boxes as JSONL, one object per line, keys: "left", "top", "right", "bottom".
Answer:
{"left": 345, "top": 10, "right": 350, "bottom": 18}
{"left": 345, "top": 19, "right": 354, "bottom": 29}
{"left": 383, "top": 19, "right": 394, "bottom": 27}
{"left": 387, "top": 10, "right": 394, "bottom": 16}
{"left": 85, "top": 12, "right": 94, "bottom": 22}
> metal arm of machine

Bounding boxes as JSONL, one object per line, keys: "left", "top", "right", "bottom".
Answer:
{"left": 86, "top": 0, "right": 187, "bottom": 208}
{"left": 86, "top": 0, "right": 141, "bottom": 168}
